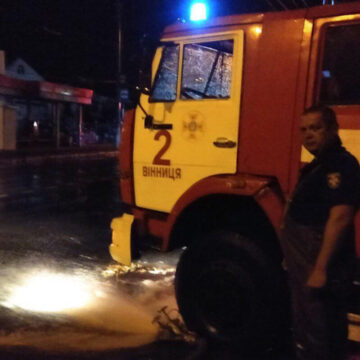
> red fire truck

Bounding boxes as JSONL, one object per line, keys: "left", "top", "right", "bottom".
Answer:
{"left": 111, "top": 1, "right": 360, "bottom": 348}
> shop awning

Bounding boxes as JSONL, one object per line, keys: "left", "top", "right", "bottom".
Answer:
{"left": 0, "top": 74, "right": 93, "bottom": 104}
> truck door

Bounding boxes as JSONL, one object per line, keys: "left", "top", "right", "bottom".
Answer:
{"left": 133, "top": 30, "right": 244, "bottom": 213}
{"left": 303, "top": 13, "right": 360, "bottom": 257}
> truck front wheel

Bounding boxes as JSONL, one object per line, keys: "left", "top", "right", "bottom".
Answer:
{"left": 175, "top": 230, "right": 289, "bottom": 352}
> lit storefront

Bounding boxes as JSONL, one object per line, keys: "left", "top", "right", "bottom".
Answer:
{"left": 0, "top": 74, "right": 93, "bottom": 149}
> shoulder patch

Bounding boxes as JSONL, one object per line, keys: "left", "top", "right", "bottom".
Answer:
{"left": 327, "top": 172, "right": 342, "bottom": 189}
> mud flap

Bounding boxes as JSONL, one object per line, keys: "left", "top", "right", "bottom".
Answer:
{"left": 109, "top": 214, "right": 134, "bottom": 266}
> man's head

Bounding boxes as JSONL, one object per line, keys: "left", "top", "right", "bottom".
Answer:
{"left": 300, "top": 106, "right": 339, "bottom": 156}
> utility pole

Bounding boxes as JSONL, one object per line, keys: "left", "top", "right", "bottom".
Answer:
{"left": 116, "top": 0, "right": 127, "bottom": 146}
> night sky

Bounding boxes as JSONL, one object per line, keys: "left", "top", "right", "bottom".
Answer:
{"left": 0, "top": 0, "right": 119, "bottom": 94}
{"left": 0, "top": 0, "right": 355, "bottom": 97}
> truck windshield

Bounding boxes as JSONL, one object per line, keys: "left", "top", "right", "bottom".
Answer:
{"left": 150, "top": 45, "right": 180, "bottom": 102}
{"left": 181, "top": 40, "right": 233, "bottom": 100}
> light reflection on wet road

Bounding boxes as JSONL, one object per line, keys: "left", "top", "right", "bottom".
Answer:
{"left": 0, "top": 258, "right": 178, "bottom": 349}
{"left": 0, "top": 209, "right": 190, "bottom": 359}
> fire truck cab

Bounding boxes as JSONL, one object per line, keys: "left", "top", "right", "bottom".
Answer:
{"left": 111, "top": 1, "right": 360, "bottom": 348}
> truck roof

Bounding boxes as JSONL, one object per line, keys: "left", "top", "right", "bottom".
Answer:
{"left": 163, "top": 0, "right": 360, "bottom": 36}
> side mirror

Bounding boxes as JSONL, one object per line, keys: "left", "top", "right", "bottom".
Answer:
{"left": 144, "top": 114, "right": 172, "bottom": 130}
{"left": 135, "top": 86, "right": 150, "bottom": 96}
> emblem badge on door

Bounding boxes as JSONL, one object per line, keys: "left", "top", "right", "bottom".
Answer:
{"left": 182, "top": 111, "right": 205, "bottom": 141}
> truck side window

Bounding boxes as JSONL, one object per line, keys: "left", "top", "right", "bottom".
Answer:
{"left": 180, "top": 40, "right": 233, "bottom": 100}
{"left": 319, "top": 23, "right": 360, "bottom": 104}
{"left": 150, "top": 45, "right": 180, "bottom": 102}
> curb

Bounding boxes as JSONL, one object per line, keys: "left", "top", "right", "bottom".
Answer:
{"left": 0, "top": 150, "right": 119, "bottom": 166}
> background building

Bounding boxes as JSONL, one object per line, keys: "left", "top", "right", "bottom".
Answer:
{"left": 0, "top": 53, "right": 119, "bottom": 150}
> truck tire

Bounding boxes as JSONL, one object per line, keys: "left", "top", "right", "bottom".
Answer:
{"left": 175, "top": 230, "right": 289, "bottom": 352}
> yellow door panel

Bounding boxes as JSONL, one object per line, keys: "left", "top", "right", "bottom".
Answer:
{"left": 134, "top": 30, "right": 244, "bottom": 213}
{"left": 134, "top": 164, "right": 230, "bottom": 211}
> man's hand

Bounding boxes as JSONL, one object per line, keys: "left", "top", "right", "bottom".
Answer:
{"left": 309, "top": 205, "right": 354, "bottom": 289}
{"left": 306, "top": 268, "right": 327, "bottom": 289}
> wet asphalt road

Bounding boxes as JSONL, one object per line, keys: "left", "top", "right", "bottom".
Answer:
{"left": 0, "top": 154, "right": 120, "bottom": 213}
{"left": 0, "top": 155, "right": 198, "bottom": 359}
{"left": 0, "top": 155, "right": 357, "bottom": 359}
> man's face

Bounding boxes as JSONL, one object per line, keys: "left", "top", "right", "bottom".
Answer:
{"left": 300, "top": 111, "right": 335, "bottom": 156}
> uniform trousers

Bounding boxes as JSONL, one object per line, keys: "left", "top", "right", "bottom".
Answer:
{"left": 281, "top": 215, "right": 353, "bottom": 360}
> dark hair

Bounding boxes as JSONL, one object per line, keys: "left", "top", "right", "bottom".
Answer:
{"left": 303, "top": 105, "right": 339, "bottom": 131}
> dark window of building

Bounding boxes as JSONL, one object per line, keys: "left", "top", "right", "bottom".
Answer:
{"left": 17, "top": 64, "right": 25, "bottom": 74}
{"left": 319, "top": 23, "right": 360, "bottom": 104}
{"left": 181, "top": 40, "right": 233, "bottom": 100}
{"left": 150, "top": 45, "right": 180, "bottom": 102}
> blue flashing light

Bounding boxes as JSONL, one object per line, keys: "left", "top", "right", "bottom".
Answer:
{"left": 190, "top": 2, "right": 208, "bottom": 21}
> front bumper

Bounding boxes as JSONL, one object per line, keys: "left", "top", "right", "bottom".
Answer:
{"left": 109, "top": 213, "right": 134, "bottom": 266}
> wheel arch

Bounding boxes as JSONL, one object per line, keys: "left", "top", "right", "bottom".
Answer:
{"left": 168, "top": 192, "right": 284, "bottom": 262}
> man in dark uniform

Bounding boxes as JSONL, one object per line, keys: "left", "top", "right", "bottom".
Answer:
{"left": 281, "top": 106, "right": 360, "bottom": 360}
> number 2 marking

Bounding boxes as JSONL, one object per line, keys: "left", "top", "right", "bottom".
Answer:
{"left": 153, "top": 130, "right": 171, "bottom": 166}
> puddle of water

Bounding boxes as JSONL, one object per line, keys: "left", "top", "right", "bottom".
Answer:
{"left": 70, "top": 291, "right": 158, "bottom": 335}
{"left": 0, "top": 329, "right": 156, "bottom": 352}
{"left": 0, "top": 258, "right": 179, "bottom": 352}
